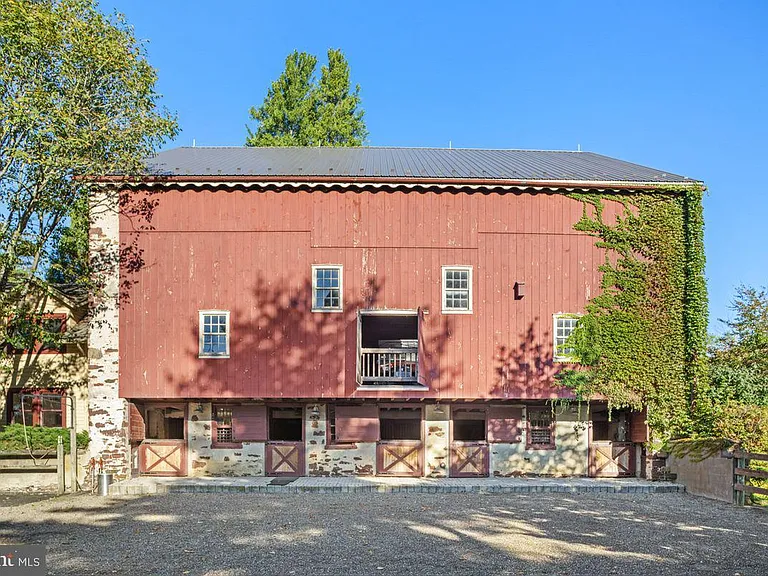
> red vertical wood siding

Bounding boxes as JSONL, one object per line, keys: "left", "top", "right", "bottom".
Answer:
{"left": 335, "top": 405, "right": 380, "bottom": 442}
{"left": 232, "top": 405, "right": 267, "bottom": 441}
{"left": 487, "top": 406, "right": 523, "bottom": 443}
{"left": 119, "top": 188, "right": 609, "bottom": 400}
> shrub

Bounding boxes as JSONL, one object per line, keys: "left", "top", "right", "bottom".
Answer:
{"left": 713, "top": 402, "right": 768, "bottom": 453}
{"left": 0, "top": 424, "right": 89, "bottom": 453}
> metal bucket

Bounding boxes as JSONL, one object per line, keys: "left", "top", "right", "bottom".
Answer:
{"left": 97, "top": 472, "right": 113, "bottom": 496}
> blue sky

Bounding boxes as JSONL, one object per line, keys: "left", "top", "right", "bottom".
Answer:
{"left": 107, "top": 0, "right": 767, "bottom": 332}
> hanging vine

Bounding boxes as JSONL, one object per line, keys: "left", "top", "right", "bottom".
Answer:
{"left": 556, "top": 185, "right": 709, "bottom": 439}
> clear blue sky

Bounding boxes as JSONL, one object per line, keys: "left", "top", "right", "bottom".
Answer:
{"left": 106, "top": 0, "right": 767, "bottom": 333}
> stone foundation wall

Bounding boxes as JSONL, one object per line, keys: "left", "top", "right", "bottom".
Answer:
{"left": 128, "top": 401, "right": 593, "bottom": 478}
{"left": 425, "top": 404, "right": 449, "bottom": 477}
{"left": 491, "top": 407, "right": 589, "bottom": 476}
{"left": 187, "top": 402, "right": 265, "bottom": 476}
{"left": 306, "top": 404, "right": 375, "bottom": 476}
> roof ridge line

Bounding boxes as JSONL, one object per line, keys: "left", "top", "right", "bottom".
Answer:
{"left": 168, "top": 145, "right": 588, "bottom": 153}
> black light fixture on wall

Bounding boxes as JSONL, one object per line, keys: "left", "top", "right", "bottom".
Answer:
{"left": 514, "top": 282, "right": 526, "bottom": 300}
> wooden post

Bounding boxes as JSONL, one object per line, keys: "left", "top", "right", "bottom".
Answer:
{"left": 56, "top": 436, "right": 65, "bottom": 495}
{"left": 734, "top": 454, "right": 746, "bottom": 506}
{"left": 69, "top": 428, "right": 77, "bottom": 493}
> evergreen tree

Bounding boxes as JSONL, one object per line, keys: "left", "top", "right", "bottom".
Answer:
{"left": 314, "top": 49, "right": 367, "bottom": 146}
{"left": 709, "top": 286, "right": 768, "bottom": 406}
{"left": 246, "top": 51, "right": 318, "bottom": 146}
{"left": 246, "top": 49, "right": 367, "bottom": 147}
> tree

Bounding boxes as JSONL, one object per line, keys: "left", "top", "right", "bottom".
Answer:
{"left": 708, "top": 286, "right": 768, "bottom": 406}
{"left": 246, "top": 49, "right": 367, "bottom": 147}
{"left": 0, "top": 0, "right": 177, "bottom": 332}
{"left": 314, "top": 49, "right": 367, "bottom": 146}
{"left": 47, "top": 195, "right": 89, "bottom": 286}
{"left": 246, "top": 51, "right": 317, "bottom": 147}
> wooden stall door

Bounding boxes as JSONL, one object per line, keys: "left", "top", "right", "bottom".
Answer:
{"left": 138, "top": 440, "right": 187, "bottom": 476}
{"left": 450, "top": 442, "right": 489, "bottom": 477}
{"left": 589, "top": 441, "right": 634, "bottom": 477}
{"left": 377, "top": 441, "right": 423, "bottom": 477}
{"left": 451, "top": 406, "right": 491, "bottom": 477}
{"left": 266, "top": 442, "right": 305, "bottom": 476}
{"left": 266, "top": 406, "right": 304, "bottom": 476}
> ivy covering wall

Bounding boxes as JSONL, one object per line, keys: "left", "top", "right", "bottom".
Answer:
{"left": 558, "top": 185, "right": 709, "bottom": 439}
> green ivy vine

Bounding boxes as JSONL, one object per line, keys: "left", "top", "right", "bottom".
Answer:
{"left": 556, "top": 185, "right": 709, "bottom": 440}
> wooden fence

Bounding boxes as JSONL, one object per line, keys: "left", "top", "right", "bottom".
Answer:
{"left": 0, "top": 446, "right": 66, "bottom": 494}
{"left": 733, "top": 450, "right": 768, "bottom": 506}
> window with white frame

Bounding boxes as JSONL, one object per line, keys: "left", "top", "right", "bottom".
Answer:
{"left": 199, "top": 311, "right": 230, "bottom": 358}
{"left": 553, "top": 314, "right": 580, "bottom": 361}
{"left": 312, "top": 265, "right": 343, "bottom": 312}
{"left": 442, "top": 266, "right": 472, "bottom": 313}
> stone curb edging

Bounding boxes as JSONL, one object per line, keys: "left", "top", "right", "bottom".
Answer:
{"left": 109, "top": 483, "right": 685, "bottom": 496}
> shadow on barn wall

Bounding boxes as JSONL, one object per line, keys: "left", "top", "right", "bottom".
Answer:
{"left": 157, "top": 275, "right": 462, "bottom": 399}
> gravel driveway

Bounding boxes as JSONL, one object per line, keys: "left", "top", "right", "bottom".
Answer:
{"left": 0, "top": 491, "right": 765, "bottom": 575}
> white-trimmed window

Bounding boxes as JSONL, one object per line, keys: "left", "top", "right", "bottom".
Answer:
{"left": 199, "top": 310, "right": 230, "bottom": 358}
{"left": 553, "top": 313, "right": 580, "bottom": 362}
{"left": 312, "top": 265, "right": 343, "bottom": 312}
{"left": 442, "top": 266, "right": 472, "bottom": 313}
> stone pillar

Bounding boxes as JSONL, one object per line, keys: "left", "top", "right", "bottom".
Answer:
{"left": 306, "top": 403, "right": 325, "bottom": 476}
{"left": 88, "top": 187, "right": 129, "bottom": 478}
{"left": 425, "top": 404, "right": 450, "bottom": 477}
{"left": 188, "top": 402, "right": 213, "bottom": 476}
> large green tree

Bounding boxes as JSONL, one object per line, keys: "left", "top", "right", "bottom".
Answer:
{"left": 46, "top": 195, "right": 89, "bottom": 286}
{"left": 708, "top": 287, "right": 768, "bottom": 454}
{"left": 0, "top": 0, "right": 177, "bottom": 343}
{"left": 246, "top": 49, "right": 367, "bottom": 147}
{"left": 708, "top": 286, "right": 768, "bottom": 407}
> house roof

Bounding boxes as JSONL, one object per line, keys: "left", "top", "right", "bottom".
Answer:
{"left": 1, "top": 280, "right": 87, "bottom": 310}
{"left": 0, "top": 281, "right": 89, "bottom": 343}
{"left": 144, "top": 146, "right": 697, "bottom": 185}
{"left": 51, "top": 284, "right": 88, "bottom": 308}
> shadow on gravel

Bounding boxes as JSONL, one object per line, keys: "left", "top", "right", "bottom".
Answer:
{"left": 0, "top": 492, "right": 766, "bottom": 575}
{"left": 0, "top": 491, "right": 58, "bottom": 508}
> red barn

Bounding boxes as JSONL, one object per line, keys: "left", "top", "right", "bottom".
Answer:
{"left": 88, "top": 147, "right": 696, "bottom": 479}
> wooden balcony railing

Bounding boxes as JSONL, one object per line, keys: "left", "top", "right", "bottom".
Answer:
{"left": 359, "top": 348, "right": 418, "bottom": 383}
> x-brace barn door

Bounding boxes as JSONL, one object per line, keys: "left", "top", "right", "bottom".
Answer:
{"left": 266, "top": 442, "right": 304, "bottom": 476}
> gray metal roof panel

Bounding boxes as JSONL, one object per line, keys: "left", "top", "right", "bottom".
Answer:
{"left": 144, "top": 147, "right": 696, "bottom": 183}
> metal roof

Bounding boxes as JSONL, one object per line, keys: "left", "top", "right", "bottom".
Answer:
{"left": 144, "top": 147, "right": 696, "bottom": 184}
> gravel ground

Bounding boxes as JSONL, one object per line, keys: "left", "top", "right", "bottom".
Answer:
{"left": 0, "top": 490, "right": 56, "bottom": 507}
{"left": 0, "top": 491, "right": 766, "bottom": 575}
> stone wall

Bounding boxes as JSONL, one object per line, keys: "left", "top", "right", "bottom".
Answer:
{"left": 88, "top": 188, "right": 129, "bottom": 478}
{"left": 666, "top": 449, "right": 734, "bottom": 503}
{"left": 425, "top": 404, "right": 449, "bottom": 477}
{"left": 182, "top": 402, "right": 590, "bottom": 478}
{"left": 120, "top": 400, "right": 597, "bottom": 478}
{"left": 187, "top": 402, "right": 265, "bottom": 476}
{"left": 491, "top": 406, "right": 589, "bottom": 476}
{"left": 306, "top": 404, "right": 375, "bottom": 476}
